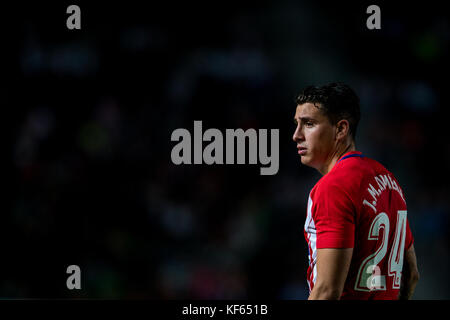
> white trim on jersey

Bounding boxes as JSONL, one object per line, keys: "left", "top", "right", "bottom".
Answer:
{"left": 305, "top": 195, "right": 317, "bottom": 291}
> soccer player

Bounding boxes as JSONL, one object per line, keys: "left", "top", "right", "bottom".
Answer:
{"left": 292, "top": 83, "right": 419, "bottom": 300}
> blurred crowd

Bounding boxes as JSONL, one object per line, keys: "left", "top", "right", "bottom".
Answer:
{"left": 6, "top": 1, "right": 450, "bottom": 299}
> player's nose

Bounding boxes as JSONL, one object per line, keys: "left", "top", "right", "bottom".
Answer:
{"left": 292, "top": 125, "right": 304, "bottom": 142}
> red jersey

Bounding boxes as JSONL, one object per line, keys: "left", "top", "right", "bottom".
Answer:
{"left": 304, "top": 151, "right": 414, "bottom": 299}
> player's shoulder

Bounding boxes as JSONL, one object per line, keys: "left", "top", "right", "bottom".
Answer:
{"left": 336, "top": 152, "right": 390, "bottom": 179}
{"left": 314, "top": 152, "right": 389, "bottom": 196}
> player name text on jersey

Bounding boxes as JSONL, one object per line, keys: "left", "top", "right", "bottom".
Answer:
{"left": 363, "top": 173, "right": 405, "bottom": 213}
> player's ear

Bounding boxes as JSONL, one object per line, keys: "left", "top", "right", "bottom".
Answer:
{"left": 335, "top": 119, "right": 350, "bottom": 140}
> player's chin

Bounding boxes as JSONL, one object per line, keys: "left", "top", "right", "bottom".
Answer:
{"left": 300, "top": 154, "right": 316, "bottom": 168}
{"left": 300, "top": 155, "right": 310, "bottom": 165}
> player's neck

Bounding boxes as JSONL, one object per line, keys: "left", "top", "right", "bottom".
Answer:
{"left": 320, "top": 142, "right": 356, "bottom": 176}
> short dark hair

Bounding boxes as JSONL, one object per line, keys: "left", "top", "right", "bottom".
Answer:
{"left": 296, "top": 82, "right": 361, "bottom": 140}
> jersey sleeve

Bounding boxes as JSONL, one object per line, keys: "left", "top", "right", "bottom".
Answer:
{"left": 311, "top": 182, "right": 356, "bottom": 249}
{"left": 405, "top": 218, "right": 414, "bottom": 251}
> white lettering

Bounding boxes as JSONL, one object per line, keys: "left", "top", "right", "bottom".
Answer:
{"left": 182, "top": 305, "right": 216, "bottom": 318}
{"left": 170, "top": 121, "right": 279, "bottom": 175}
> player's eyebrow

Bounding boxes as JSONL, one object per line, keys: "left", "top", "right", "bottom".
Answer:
{"left": 294, "top": 116, "right": 316, "bottom": 124}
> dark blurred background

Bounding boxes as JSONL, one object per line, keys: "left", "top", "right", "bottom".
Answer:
{"left": 4, "top": 0, "right": 450, "bottom": 299}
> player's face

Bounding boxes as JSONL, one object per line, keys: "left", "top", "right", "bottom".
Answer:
{"left": 292, "top": 103, "right": 336, "bottom": 171}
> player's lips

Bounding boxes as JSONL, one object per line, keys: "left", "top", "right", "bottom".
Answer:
{"left": 297, "top": 146, "right": 307, "bottom": 155}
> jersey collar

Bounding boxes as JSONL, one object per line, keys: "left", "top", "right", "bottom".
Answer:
{"left": 336, "top": 151, "right": 363, "bottom": 165}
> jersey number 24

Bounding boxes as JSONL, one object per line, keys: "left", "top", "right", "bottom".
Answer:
{"left": 355, "top": 210, "right": 407, "bottom": 292}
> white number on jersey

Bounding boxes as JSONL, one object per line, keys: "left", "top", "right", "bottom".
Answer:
{"left": 355, "top": 210, "right": 407, "bottom": 292}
